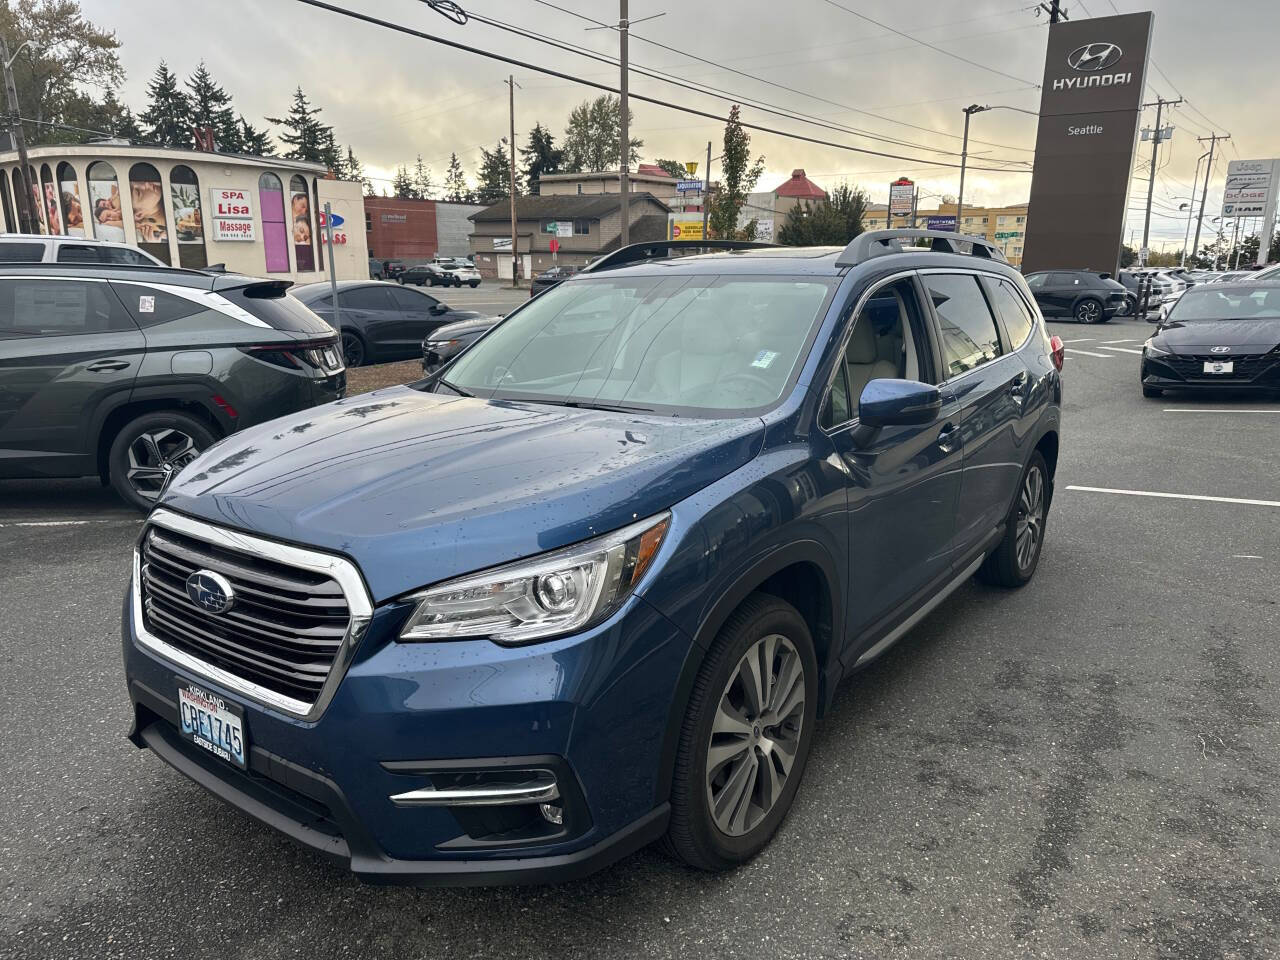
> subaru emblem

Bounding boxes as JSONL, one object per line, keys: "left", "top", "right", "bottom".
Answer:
{"left": 185, "top": 570, "right": 236, "bottom": 615}
{"left": 1067, "top": 42, "right": 1123, "bottom": 72}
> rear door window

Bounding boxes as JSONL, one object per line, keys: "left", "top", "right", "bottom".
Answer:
{"left": 339, "top": 286, "right": 393, "bottom": 311}
{"left": 391, "top": 287, "right": 437, "bottom": 311}
{"left": 0, "top": 278, "right": 136, "bottom": 338}
{"left": 923, "top": 273, "right": 1004, "bottom": 378}
{"left": 0, "top": 241, "right": 47, "bottom": 262}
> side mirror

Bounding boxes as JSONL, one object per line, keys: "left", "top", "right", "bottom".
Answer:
{"left": 852, "top": 379, "right": 941, "bottom": 447}
{"left": 431, "top": 303, "right": 449, "bottom": 315}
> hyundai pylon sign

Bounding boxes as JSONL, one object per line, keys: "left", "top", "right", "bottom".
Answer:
{"left": 1021, "top": 12, "right": 1153, "bottom": 274}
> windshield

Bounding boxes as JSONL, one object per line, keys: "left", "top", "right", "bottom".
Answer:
{"left": 1168, "top": 286, "right": 1280, "bottom": 321}
{"left": 438, "top": 273, "right": 837, "bottom": 415}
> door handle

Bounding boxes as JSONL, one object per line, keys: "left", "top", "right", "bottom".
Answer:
{"left": 937, "top": 421, "right": 959, "bottom": 455}
{"left": 86, "top": 359, "right": 130, "bottom": 373}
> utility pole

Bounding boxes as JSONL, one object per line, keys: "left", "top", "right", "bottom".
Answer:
{"left": 1038, "top": 0, "right": 1068, "bottom": 22}
{"left": 1181, "top": 150, "right": 1209, "bottom": 267}
{"left": 1187, "top": 135, "right": 1218, "bottom": 271}
{"left": 701, "top": 139, "right": 711, "bottom": 240}
{"left": 0, "top": 37, "right": 39, "bottom": 233}
{"left": 506, "top": 75, "right": 519, "bottom": 288}
{"left": 956, "top": 104, "right": 987, "bottom": 231}
{"left": 618, "top": 0, "right": 630, "bottom": 247}
{"left": 1140, "top": 97, "right": 1182, "bottom": 264}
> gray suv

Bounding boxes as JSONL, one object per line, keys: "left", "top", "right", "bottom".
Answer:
{"left": 0, "top": 263, "right": 345, "bottom": 509}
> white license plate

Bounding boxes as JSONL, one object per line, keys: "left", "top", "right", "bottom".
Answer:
{"left": 1203, "top": 360, "right": 1233, "bottom": 374}
{"left": 178, "top": 683, "right": 247, "bottom": 769}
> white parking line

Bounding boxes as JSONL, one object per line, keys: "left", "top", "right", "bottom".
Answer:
{"left": 1066, "top": 485, "right": 1280, "bottom": 508}
{"left": 1098, "top": 345, "right": 1145, "bottom": 355}
{"left": 1232, "top": 555, "right": 1263, "bottom": 560}
{"left": 1102, "top": 339, "right": 1137, "bottom": 344}
{"left": 0, "top": 518, "right": 135, "bottom": 528}
{"left": 1163, "top": 408, "right": 1280, "bottom": 414}
{"left": 1065, "top": 349, "right": 1113, "bottom": 358}
{"left": 1060, "top": 338, "right": 1096, "bottom": 343}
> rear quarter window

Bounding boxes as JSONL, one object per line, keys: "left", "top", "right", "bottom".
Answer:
{"left": 110, "top": 282, "right": 204, "bottom": 327}
{"left": 0, "top": 242, "right": 48, "bottom": 262}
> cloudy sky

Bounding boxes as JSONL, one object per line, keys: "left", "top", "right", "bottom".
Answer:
{"left": 83, "top": 0, "right": 1278, "bottom": 250}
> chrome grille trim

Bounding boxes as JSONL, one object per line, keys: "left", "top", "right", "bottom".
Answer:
{"left": 131, "top": 508, "right": 373, "bottom": 719}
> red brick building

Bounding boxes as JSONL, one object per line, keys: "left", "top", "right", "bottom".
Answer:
{"left": 364, "top": 196, "right": 485, "bottom": 262}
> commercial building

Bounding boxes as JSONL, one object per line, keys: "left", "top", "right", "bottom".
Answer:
{"left": 468, "top": 188, "right": 670, "bottom": 279}
{"left": 864, "top": 200, "right": 1030, "bottom": 266}
{"left": 740, "top": 169, "right": 829, "bottom": 242}
{"left": 363, "top": 196, "right": 486, "bottom": 262}
{"left": 0, "top": 143, "right": 368, "bottom": 282}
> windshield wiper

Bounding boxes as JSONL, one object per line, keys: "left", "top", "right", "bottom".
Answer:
{"left": 530, "top": 398, "right": 655, "bottom": 414}
{"left": 436, "top": 378, "right": 472, "bottom": 397}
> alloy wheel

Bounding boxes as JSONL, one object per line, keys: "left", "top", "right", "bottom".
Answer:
{"left": 1076, "top": 299, "right": 1101, "bottom": 323}
{"left": 1016, "top": 465, "right": 1045, "bottom": 572}
{"left": 705, "top": 634, "right": 806, "bottom": 837}
{"left": 125, "top": 428, "right": 201, "bottom": 501}
{"left": 341, "top": 333, "right": 364, "bottom": 366}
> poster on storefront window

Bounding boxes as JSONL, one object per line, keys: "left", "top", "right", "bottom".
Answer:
{"left": 290, "top": 187, "right": 315, "bottom": 271}
{"left": 130, "top": 179, "right": 167, "bottom": 245}
{"left": 60, "top": 176, "right": 85, "bottom": 237}
{"left": 171, "top": 182, "right": 204, "bottom": 246}
{"left": 88, "top": 178, "right": 125, "bottom": 242}
{"left": 43, "top": 181, "right": 63, "bottom": 234}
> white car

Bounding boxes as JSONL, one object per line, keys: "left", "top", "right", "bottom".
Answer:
{"left": 443, "top": 262, "right": 481, "bottom": 288}
{"left": 0, "top": 233, "right": 164, "bottom": 265}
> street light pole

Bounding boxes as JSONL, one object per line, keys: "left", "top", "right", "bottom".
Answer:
{"left": 701, "top": 139, "right": 711, "bottom": 240}
{"left": 1181, "top": 152, "right": 1208, "bottom": 267}
{"left": 956, "top": 104, "right": 987, "bottom": 231}
{"left": 0, "top": 37, "right": 39, "bottom": 233}
{"left": 1191, "top": 133, "right": 1226, "bottom": 268}
{"left": 506, "top": 75, "right": 519, "bottom": 289}
{"left": 618, "top": 0, "right": 630, "bottom": 247}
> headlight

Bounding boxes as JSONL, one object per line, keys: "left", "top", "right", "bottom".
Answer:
{"left": 1143, "top": 339, "right": 1170, "bottom": 356}
{"left": 399, "top": 513, "right": 670, "bottom": 644}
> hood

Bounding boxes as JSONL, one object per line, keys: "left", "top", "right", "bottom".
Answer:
{"left": 161, "top": 387, "right": 764, "bottom": 602}
{"left": 431, "top": 315, "right": 499, "bottom": 339}
{"left": 1156, "top": 316, "right": 1280, "bottom": 351}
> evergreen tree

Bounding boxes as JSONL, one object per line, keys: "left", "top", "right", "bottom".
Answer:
{"left": 560, "top": 95, "right": 642, "bottom": 172}
{"left": 444, "top": 152, "right": 469, "bottom": 202}
{"left": 342, "top": 145, "right": 372, "bottom": 193}
{"left": 519, "top": 122, "right": 561, "bottom": 194}
{"left": 392, "top": 165, "right": 416, "bottom": 199}
{"left": 236, "top": 116, "right": 274, "bottom": 156}
{"left": 412, "top": 155, "right": 434, "bottom": 199}
{"left": 778, "top": 183, "right": 867, "bottom": 246}
{"left": 707, "top": 105, "right": 765, "bottom": 240}
{"left": 140, "top": 61, "right": 191, "bottom": 147}
{"left": 475, "top": 142, "right": 511, "bottom": 204}
{"left": 266, "top": 87, "right": 339, "bottom": 167}
{"left": 185, "top": 61, "right": 236, "bottom": 149}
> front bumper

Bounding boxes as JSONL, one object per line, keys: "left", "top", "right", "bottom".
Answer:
{"left": 123, "top": 573, "right": 689, "bottom": 885}
{"left": 1141, "top": 352, "right": 1280, "bottom": 390}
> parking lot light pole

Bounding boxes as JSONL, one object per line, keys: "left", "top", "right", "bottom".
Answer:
{"left": 956, "top": 105, "right": 987, "bottom": 230}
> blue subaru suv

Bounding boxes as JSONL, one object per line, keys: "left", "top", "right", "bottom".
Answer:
{"left": 123, "top": 231, "right": 1063, "bottom": 884}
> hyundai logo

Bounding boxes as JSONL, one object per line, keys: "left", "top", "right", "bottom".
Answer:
{"left": 1209, "top": 346, "right": 1232, "bottom": 354}
{"left": 185, "top": 570, "right": 236, "bottom": 614}
{"left": 1067, "top": 42, "right": 1123, "bottom": 72}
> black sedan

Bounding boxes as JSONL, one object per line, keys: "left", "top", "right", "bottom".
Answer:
{"left": 1141, "top": 283, "right": 1280, "bottom": 398}
{"left": 1023, "top": 269, "right": 1128, "bottom": 323}
{"left": 529, "top": 265, "right": 578, "bottom": 298}
{"left": 421, "top": 314, "right": 500, "bottom": 373}
{"left": 292, "top": 281, "right": 484, "bottom": 367}
{"left": 399, "top": 263, "right": 459, "bottom": 287}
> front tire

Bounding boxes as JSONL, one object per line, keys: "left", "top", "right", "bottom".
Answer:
{"left": 107, "top": 411, "right": 215, "bottom": 512}
{"left": 664, "top": 593, "right": 818, "bottom": 872}
{"left": 977, "top": 450, "right": 1050, "bottom": 588}
{"left": 1074, "top": 297, "right": 1103, "bottom": 324}
{"left": 341, "top": 330, "right": 367, "bottom": 367}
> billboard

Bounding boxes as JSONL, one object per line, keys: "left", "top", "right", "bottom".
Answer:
{"left": 926, "top": 215, "right": 957, "bottom": 232}
{"left": 668, "top": 216, "right": 704, "bottom": 240}
{"left": 888, "top": 179, "right": 914, "bottom": 217}
{"left": 1020, "top": 12, "right": 1153, "bottom": 273}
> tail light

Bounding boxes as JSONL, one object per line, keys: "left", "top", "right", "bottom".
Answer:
{"left": 1049, "top": 335, "right": 1065, "bottom": 371}
{"left": 240, "top": 338, "right": 343, "bottom": 374}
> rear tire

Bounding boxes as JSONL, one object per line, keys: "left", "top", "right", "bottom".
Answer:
{"left": 469, "top": 281, "right": 480, "bottom": 288}
{"left": 663, "top": 593, "right": 818, "bottom": 872}
{"left": 977, "top": 450, "right": 1050, "bottom": 588}
{"left": 107, "top": 411, "right": 215, "bottom": 512}
{"left": 1074, "top": 297, "right": 1103, "bottom": 324}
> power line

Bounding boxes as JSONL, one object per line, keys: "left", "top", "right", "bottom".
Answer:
{"left": 291, "top": 0, "right": 1032, "bottom": 174}
{"left": 526, "top": 0, "right": 1038, "bottom": 154}
{"left": 815, "top": 0, "right": 1040, "bottom": 87}
{"left": 435, "top": 2, "right": 1032, "bottom": 166}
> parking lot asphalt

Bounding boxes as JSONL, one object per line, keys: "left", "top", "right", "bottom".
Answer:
{"left": 2, "top": 314, "right": 1278, "bottom": 960}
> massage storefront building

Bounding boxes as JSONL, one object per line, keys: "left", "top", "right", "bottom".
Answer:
{"left": 0, "top": 143, "right": 369, "bottom": 282}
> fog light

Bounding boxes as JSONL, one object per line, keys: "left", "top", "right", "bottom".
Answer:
{"left": 539, "top": 802, "right": 564, "bottom": 826}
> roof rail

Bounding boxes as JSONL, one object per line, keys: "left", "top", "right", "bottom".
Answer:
{"left": 836, "top": 229, "right": 1005, "bottom": 267}
{"left": 581, "top": 238, "right": 779, "bottom": 274}
{"left": 0, "top": 260, "right": 213, "bottom": 278}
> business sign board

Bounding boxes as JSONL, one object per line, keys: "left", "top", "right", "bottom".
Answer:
{"left": 492, "top": 237, "right": 513, "bottom": 251}
{"left": 212, "top": 218, "right": 255, "bottom": 241}
{"left": 1020, "top": 12, "right": 1153, "bottom": 274}
{"left": 668, "top": 216, "right": 704, "bottom": 241}
{"left": 209, "top": 187, "right": 255, "bottom": 242}
{"left": 888, "top": 178, "right": 914, "bottom": 217}
{"left": 926, "top": 215, "right": 957, "bottom": 232}
{"left": 676, "top": 179, "right": 705, "bottom": 193}
{"left": 753, "top": 218, "right": 775, "bottom": 242}
{"left": 1221, "top": 159, "right": 1278, "bottom": 218}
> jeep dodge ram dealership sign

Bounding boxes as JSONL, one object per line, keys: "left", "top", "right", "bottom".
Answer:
{"left": 1021, "top": 12, "right": 1153, "bottom": 274}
